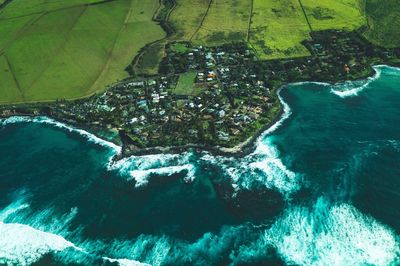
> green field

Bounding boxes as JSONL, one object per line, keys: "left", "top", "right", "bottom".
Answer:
{"left": 192, "top": 0, "right": 251, "bottom": 45}
{"left": 174, "top": 72, "right": 201, "bottom": 96}
{"left": 250, "top": 0, "right": 311, "bottom": 59}
{"left": 301, "top": 0, "right": 365, "bottom": 31}
{"left": 0, "top": 0, "right": 164, "bottom": 103}
{"left": 0, "top": 0, "right": 398, "bottom": 103}
{"left": 168, "top": 0, "right": 371, "bottom": 60}
{"left": 363, "top": 0, "right": 400, "bottom": 48}
{"left": 168, "top": 0, "right": 209, "bottom": 41}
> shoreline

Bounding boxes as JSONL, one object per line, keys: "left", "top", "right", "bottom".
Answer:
{"left": 2, "top": 64, "right": 396, "bottom": 160}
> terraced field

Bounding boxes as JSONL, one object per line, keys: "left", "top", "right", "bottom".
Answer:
{"left": 0, "top": 0, "right": 164, "bottom": 103}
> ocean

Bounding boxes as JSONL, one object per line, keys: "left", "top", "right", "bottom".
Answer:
{"left": 0, "top": 65, "right": 399, "bottom": 265}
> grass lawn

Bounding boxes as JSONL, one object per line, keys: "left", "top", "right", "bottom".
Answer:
{"left": 192, "top": 0, "right": 252, "bottom": 45}
{"left": 301, "top": 0, "right": 365, "bottom": 31}
{"left": 363, "top": 0, "right": 400, "bottom": 48}
{"left": 250, "top": 0, "right": 311, "bottom": 59}
{"left": 0, "top": 0, "right": 164, "bottom": 103}
{"left": 174, "top": 72, "right": 198, "bottom": 96}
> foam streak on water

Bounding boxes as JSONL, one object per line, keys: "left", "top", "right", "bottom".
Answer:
{"left": 265, "top": 198, "right": 400, "bottom": 266}
{"left": 108, "top": 152, "right": 197, "bottom": 186}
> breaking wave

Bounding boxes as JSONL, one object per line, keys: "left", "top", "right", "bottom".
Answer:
{"left": 0, "top": 116, "right": 121, "bottom": 154}
{"left": 108, "top": 86, "right": 300, "bottom": 196}
{"left": 108, "top": 152, "right": 197, "bottom": 187}
{"left": 201, "top": 137, "right": 301, "bottom": 197}
{"left": 103, "top": 257, "right": 151, "bottom": 266}
{"left": 0, "top": 198, "right": 82, "bottom": 266}
{"left": 329, "top": 65, "right": 387, "bottom": 98}
{"left": 0, "top": 221, "right": 82, "bottom": 266}
{"left": 258, "top": 86, "right": 292, "bottom": 137}
{"left": 265, "top": 198, "right": 400, "bottom": 265}
{"left": 1, "top": 176, "right": 398, "bottom": 265}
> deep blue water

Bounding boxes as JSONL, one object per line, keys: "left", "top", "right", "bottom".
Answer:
{"left": 0, "top": 66, "right": 400, "bottom": 265}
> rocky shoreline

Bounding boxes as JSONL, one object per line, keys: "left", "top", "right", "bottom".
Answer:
{"left": 0, "top": 64, "right": 387, "bottom": 160}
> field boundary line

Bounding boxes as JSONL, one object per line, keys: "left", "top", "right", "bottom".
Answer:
{"left": 4, "top": 54, "right": 24, "bottom": 100}
{"left": 298, "top": 0, "right": 313, "bottom": 32}
{"left": 0, "top": 12, "right": 46, "bottom": 53}
{"left": 26, "top": 5, "right": 88, "bottom": 92}
{"left": 0, "top": 0, "right": 112, "bottom": 21}
{"left": 132, "top": 0, "right": 178, "bottom": 75}
{"left": 189, "top": 0, "right": 213, "bottom": 41}
{"left": 246, "top": 0, "right": 254, "bottom": 42}
{"left": 88, "top": 0, "right": 136, "bottom": 93}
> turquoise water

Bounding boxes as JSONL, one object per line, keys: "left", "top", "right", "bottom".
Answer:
{"left": 0, "top": 66, "right": 399, "bottom": 265}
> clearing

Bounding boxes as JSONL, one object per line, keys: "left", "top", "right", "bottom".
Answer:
{"left": 174, "top": 72, "right": 204, "bottom": 96}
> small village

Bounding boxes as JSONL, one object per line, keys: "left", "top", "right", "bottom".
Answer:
{"left": 1, "top": 30, "right": 399, "bottom": 153}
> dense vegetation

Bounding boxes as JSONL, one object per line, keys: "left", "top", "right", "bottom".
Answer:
{"left": 363, "top": 0, "right": 400, "bottom": 48}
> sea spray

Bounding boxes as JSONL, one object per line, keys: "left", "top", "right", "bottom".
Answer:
{"left": 329, "top": 65, "right": 384, "bottom": 98}
{"left": 0, "top": 222, "right": 82, "bottom": 265}
{"left": 264, "top": 198, "right": 400, "bottom": 265}
{"left": 108, "top": 152, "right": 197, "bottom": 186}
{"left": 200, "top": 137, "right": 301, "bottom": 197}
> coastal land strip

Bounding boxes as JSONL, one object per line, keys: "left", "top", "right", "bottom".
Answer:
{"left": 1, "top": 0, "right": 400, "bottom": 159}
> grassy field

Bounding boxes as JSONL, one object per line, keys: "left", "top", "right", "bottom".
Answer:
{"left": 1, "top": 0, "right": 397, "bottom": 104}
{"left": 249, "top": 0, "right": 311, "bottom": 59}
{"left": 301, "top": 0, "right": 365, "bottom": 31}
{"left": 174, "top": 72, "right": 199, "bottom": 96}
{"left": 0, "top": 0, "right": 164, "bottom": 103}
{"left": 363, "top": 0, "right": 400, "bottom": 48}
{"left": 168, "top": 0, "right": 371, "bottom": 60}
{"left": 191, "top": 0, "right": 251, "bottom": 45}
{"left": 168, "top": 0, "right": 209, "bottom": 41}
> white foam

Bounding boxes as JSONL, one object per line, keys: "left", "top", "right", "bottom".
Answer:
{"left": 330, "top": 66, "right": 383, "bottom": 98}
{"left": 0, "top": 222, "right": 82, "bottom": 266}
{"left": 129, "top": 164, "right": 195, "bottom": 187}
{"left": 109, "top": 152, "right": 197, "bottom": 187}
{"left": 104, "top": 235, "right": 171, "bottom": 266}
{"left": 103, "top": 257, "right": 151, "bottom": 266}
{"left": 258, "top": 87, "right": 292, "bottom": 139}
{"left": 0, "top": 199, "right": 29, "bottom": 222}
{"left": 201, "top": 137, "right": 301, "bottom": 197}
{"left": 265, "top": 198, "right": 400, "bottom": 265}
{"left": 0, "top": 116, "right": 121, "bottom": 154}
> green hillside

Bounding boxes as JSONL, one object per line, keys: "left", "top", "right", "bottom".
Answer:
{"left": 0, "top": 0, "right": 398, "bottom": 104}
{"left": 363, "top": 0, "right": 400, "bottom": 48}
{"left": 0, "top": 0, "right": 164, "bottom": 103}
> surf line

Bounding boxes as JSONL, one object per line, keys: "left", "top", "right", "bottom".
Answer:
{"left": 0, "top": 116, "right": 122, "bottom": 154}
